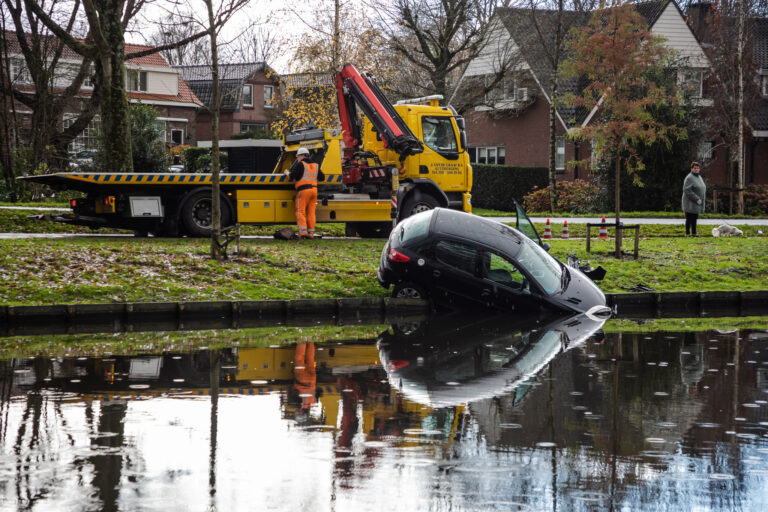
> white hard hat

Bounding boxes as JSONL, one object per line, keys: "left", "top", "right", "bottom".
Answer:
{"left": 297, "top": 147, "right": 310, "bottom": 156}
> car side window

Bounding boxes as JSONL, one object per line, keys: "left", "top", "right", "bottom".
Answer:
{"left": 483, "top": 251, "right": 528, "bottom": 290}
{"left": 434, "top": 240, "right": 478, "bottom": 275}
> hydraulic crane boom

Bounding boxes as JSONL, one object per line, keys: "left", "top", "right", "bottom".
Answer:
{"left": 334, "top": 64, "right": 423, "bottom": 161}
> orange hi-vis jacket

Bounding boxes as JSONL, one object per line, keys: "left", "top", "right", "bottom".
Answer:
{"left": 295, "top": 162, "right": 319, "bottom": 191}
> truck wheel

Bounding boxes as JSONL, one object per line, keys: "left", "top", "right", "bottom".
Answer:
{"left": 400, "top": 193, "right": 439, "bottom": 220}
{"left": 181, "top": 191, "right": 231, "bottom": 237}
{"left": 392, "top": 282, "right": 428, "bottom": 300}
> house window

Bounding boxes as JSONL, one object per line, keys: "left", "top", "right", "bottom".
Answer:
{"left": 171, "top": 129, "right": 184, "bottom": 145}
{"left": 63, "top": 117, "right": 100, "bottom": 153}
{"left": 763, "top": 75, "right": 768, "bottom": 97}
{"left": 698, "top": 141, "right": 713, "bottom": 160}
{"left": 471, "top": 146, "right": 505, "bottom": 165}
{"left": 10, "top": 58, "right": 32, "bottom": 84}
{"left": 240, "top": 123, "right": 267, "bottom": 133}
{"left": 556, "top": 136, "right": 565, "bottom": 170}
{"left": 154, "top": 121, "right": 166, "bottom": 142}
{"left": 485, "top": 75, "right": 516, "bottom": 104}
{"left": 264, "top": 85, "right": 274, "bottom": 108}
{"left": 243, "top": 84, "right": 253, "bottom": 107}
{"left": 680, "top": 69, "right": 703, "bottom": 99}
{"left": 127, "top": 70, "right": 148, "bottom": 92}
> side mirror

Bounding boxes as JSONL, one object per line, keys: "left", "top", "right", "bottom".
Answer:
{"left": 542, "top": 242, "right": 551, "bottom": 252}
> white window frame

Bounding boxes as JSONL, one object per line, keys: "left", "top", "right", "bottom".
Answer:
{"left": 127, "top": 70, "right": 148, "bottom": 92}
{"left": 170, "top": 129, "right": 184, "bottom": 145}
{"left": 556, "top": 136, "right": 565, "bottom": 170}
{"left": 763, "top": 75, "right": 768, "bottom": 97}
{"left": 264, "top": 85, "right": 274, "bottom": 108}
{"left": 243, "top": 84, "right": 253, "bottom": 107}
{"left": 153, "top": 120, "right": 166, "bottom": 142}
{"left": 679, "top": 69, "right": 703, "bottom": 99}
{"left": 10, "top": 58, "right": 32, "bottom": 84}
{"left": 472, "top": 145, "right": 505, "bottom": 165}
{"left": 63, "top": 116, "right": 100, "bottom": 153}
{"left": 698, "top": 141, "right": 713, "bottom": 160}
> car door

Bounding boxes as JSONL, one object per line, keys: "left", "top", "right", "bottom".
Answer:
{"left": 479, "top": 249, "right": 540, "bottom": 312}
{"left": 426, "top": 238, "right": 488, "bottom": 309}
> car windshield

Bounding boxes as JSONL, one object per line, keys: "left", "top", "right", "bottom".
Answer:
{"left": 516, "top": 235, "right": 563, "bottom": 295}
{"left": 421, "top": 116, "right": 458, "bottom": 153}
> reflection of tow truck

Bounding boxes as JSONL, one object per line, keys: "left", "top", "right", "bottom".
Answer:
{"left": 19, "top": 64, "right": 472, "bottom": 237}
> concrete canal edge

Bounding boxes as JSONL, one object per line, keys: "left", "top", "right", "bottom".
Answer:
{"left": 0, "top": 297, "right": 431, "bottom": 337}
{"left": 1, "top": 291, "right": 766, "bottom": 336}
{"left": 606, "top": 290, "right": 768, "bottom": 318}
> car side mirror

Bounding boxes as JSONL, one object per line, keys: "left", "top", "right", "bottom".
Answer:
{"left": 542, "top": 242, "right": 551, "bottom": 252}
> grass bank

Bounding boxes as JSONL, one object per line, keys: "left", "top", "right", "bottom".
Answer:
{"left": 1, "top": 235, "right": 767, "bottom": 306}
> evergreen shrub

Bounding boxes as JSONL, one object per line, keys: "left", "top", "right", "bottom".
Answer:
{"left": 471, "top": 164, "right": 548, "bottom": 210}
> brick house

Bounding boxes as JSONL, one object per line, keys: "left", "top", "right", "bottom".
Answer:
{"left": 460, "top": 1, "right": 712, "bottom": 181}
{"left": 2, "top": 32, "right": 201, "bottom": 155}
{"left": 175, "top": 63, "right": 279, "bottom": 143}
{"left": 687, "top": 3, "right": 768, "bottom": 188}
{"left": 123, "top": 43, "right": 203, "bottom": 148}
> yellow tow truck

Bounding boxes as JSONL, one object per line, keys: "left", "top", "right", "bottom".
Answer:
{"left": 19, "top": 64, "right": 472, "bottom": 237}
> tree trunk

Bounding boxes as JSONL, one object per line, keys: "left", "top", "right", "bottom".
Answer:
{"left": 548, "top": 87, "right": 558, "bottom": 213}
{"left": 736, "top": 0, "right": 745, "bottom": 215}
{"left": 615, "top": 158, "right": 622, "bottom": 259}
{"left": 94, "top": 0, "right": 133, "bottom": 172}
{"left": 332, "top": 0, "right": 341, "bottom": 71}
{"left": 206, "top": 0, "right": 223, "bottom": 261}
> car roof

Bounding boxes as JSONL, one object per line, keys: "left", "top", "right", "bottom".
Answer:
{"left": 432, "top": 208, "right": 524, "bottom": 254}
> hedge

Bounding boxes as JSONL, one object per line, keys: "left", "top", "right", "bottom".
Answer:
{"left": 471, "top": 164, "right": 549, "bottom": 210}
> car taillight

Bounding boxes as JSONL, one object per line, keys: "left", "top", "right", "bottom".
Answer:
{"left": 388, "top": 249, "right": 410, "bottom": 262}
{"left": 69, "top": 199, "right": 77, "bottom": 208}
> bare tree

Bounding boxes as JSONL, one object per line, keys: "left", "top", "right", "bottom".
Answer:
{"left": 691, "top": 0, "right": 760, "bottom": 214}
{"left": 147, "top": 16, "right": 211, "bottom": 65}
{"left": 229, "top": 25, "right": 278, "bottom": 63}
{"left": 0, "top": 0, "right": 98, "bottom": 194}
{"left": 369, "top": 0, "right": 500, "bottom": 103}
{"left": 26, "top": 0, "right": 214, "bottom": 172}
{"left": 525, "top": 0, "right": 596, "bottom": 212}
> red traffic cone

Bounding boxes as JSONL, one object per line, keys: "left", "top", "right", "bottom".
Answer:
{"left": 543, "top": 218, "right": 552, "bottom": 239}
{"left": 561, "top": 220, "right": 569, "bottom": 239}
{"left": 598, "top": 215, "right": 610, "bottom": 239}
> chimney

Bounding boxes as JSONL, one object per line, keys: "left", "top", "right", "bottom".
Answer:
{"left": 687, "top": 2, "right": 715, "bottom": 43}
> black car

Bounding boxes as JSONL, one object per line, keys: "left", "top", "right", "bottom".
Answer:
{"left": 377, "top": 208, "right": 609, "bottom": 315}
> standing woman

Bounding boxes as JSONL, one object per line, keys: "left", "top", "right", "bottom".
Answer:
{"left": 681, "top": 161, "right": 706, "bottom": 236}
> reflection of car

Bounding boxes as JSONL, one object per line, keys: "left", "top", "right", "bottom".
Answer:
{"left": 378, "top": 311, "right": 607, "bottom": 408}
{"left": 169, "top": 164, "right": 184, "bottom": 173}
{"left": 377, "top": 207, "right": 609, "bottom": 315}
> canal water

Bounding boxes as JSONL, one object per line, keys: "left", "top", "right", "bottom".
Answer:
{"left": 1, "top": 313, "right": 767, "bottom": 511}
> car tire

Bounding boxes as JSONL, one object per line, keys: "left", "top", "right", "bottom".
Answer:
{"left": 392, "top": 282, "right": 428, "bottom": 300}
{"left": 400, "top": 193, "right": 439, "bottom": 220}
{"left": 181, "top": 191, "right": 231, "bottom": 237}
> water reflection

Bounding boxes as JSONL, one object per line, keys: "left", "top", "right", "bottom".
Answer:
{"left": 0, "top": 316, "right": 767, "bottom": 511}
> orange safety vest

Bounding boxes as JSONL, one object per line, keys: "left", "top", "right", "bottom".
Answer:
{"left": 295, "top": 162, "right": 319, "bottom": 191}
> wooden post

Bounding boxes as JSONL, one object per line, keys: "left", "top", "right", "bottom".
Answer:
{"left": 586, "top": 224, "right": 592, "bottom": 253}
{"left": 633, "top": 225, "right": 639, "bottom": 259}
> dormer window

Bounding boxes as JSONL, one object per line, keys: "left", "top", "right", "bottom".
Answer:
{"left": 243, "top": 84, "right": 253, "bottom": 107}
{"left": 127, "top": 70, "right": 147, "bottom": 92}
{"left": 10, "top": 58, "right": 32, "bottom": 84}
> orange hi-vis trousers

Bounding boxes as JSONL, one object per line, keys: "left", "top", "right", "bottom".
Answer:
{"left": 295, "top": 187, "right": 317, "bottom": 238}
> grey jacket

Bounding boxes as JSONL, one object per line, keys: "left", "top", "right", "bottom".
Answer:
{"left": 682, "top": 172, "right": 706, "bottom": 214}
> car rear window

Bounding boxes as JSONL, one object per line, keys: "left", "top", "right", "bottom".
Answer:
{"left": 399, "top": 210, "right": 432, "bottom": 244}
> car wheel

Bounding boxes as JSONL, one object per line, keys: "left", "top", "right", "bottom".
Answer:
{"left": 181, "top": 191, "right": 231, "bottom": 237}
{"left": 400, "top": 193, "right": 439, "bottom": 220}
{"left": 392, "top": 282, "right": 428, "bottom": 300}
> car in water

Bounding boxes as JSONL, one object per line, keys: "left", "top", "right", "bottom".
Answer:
{"left": 377, "top": 207, "right": 609, "bottom": 316}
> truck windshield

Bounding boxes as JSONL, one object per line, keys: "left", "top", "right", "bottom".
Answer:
{"left": 421, "top": 116, "right": 458, "bottom": 154}
{"left": 516, "top": 236, "right": 563, "bottom": 295}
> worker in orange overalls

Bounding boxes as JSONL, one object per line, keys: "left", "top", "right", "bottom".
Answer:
{"left": 293, "top": 342, "right": 317, "bottom": 411}
{"left": 285, "top": 147, "right": 325, "bottom": 239}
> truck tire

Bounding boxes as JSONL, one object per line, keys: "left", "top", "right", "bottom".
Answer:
{"left": 181, "top": 191, "right": 231, "bottom": 237}
{"left": 400, "top": 193, "right": 439, "bottom": 220}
